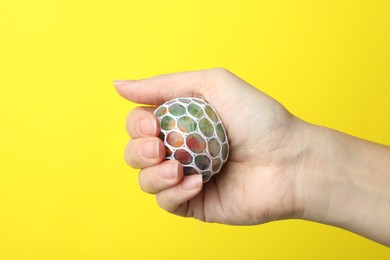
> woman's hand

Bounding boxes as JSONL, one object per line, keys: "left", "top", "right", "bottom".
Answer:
{"left": 114, "top": 68, "right": 306, "bottom": 224}
{"left": 114, "top": 68, "right": 390, "bottom": 246}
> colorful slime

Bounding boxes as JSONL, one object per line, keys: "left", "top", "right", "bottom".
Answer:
{"left": 154, "top": 97, "right": 229, "bottom": 182}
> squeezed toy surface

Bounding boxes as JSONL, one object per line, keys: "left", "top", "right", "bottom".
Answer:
{"left": 154, "top": 97, "right": 229, "bottom": 182}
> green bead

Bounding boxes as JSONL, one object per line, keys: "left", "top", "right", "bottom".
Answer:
{"left": 208, "top": 138, "right": 221, "bottom": 157}
{"left": 216, "top": 123, "right": 226, "bottom": 142}
{"left": 199, "top": 118, "right": 214, "bottom": 137}
{"left": 188, "top": 103, "right": 204, "bottom": 118}
{"left": 212, "top": 158, "right": 221, "bottom": 172}
{"left": 205, "top": 105, "right": 218, "bottom": 123}
{"left": 195, "top": 155, "right": 211, "bottom": 170}
{"left": 178, "top": 116, "right": 197, "bottom": 133}
{"left": 222, "top": 143, "right": 228, "bottom": 160}
{"left": 169, "top": 103, "right": 186, "bottom": 116}
{"left": 161, "top": 116, "right": 175, "bottom": 130}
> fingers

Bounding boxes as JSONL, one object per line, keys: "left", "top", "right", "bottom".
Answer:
{"left": 113, "top": 68, "right": 233, "bottom": 105}
{"left": 117, "top": 69, "right": 231, "bottom": 215}
{"left": 138, "top": 160, "right": 183, "bottom": 194}
{"left": 126, "top": 107, "right": 159, "bottom": 138}
{"left": 138, "top": 160, "right": 203, "bottom": 214}
{"left": 156, "top": 174, "right": 203, "bottom": 213}
{"left": 124, "top": 137, "right": 165, "bottom": 169}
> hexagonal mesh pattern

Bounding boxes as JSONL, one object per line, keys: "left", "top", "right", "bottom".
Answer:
{"left": 154, "top": 97, "right": 229, "bottom": 182}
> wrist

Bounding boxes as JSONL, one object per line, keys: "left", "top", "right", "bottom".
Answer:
{"left": 286, "top": 119, "right": 331, "bottom": 221}
{"left": 294, "top": 120, "right": 390, "bottom": 246}
{"left": 293, "top": 121, "right": 336, "bottom": 223}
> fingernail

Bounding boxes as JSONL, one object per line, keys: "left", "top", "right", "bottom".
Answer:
{"left": 157, "top": 162, "right": 178, "bottom": 179}
{"left": 141, "top": 140, "right": 159, "bottom": 159}
{"left": 136, "top": 117, "right": 157, "bottom": 136}
{"left": 181, "top": 175, "right": 202, "bottom": 190}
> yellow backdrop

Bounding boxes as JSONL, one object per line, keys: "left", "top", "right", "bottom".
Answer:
{"left": 0, "top": 0, "right": 389, "bottom": 259}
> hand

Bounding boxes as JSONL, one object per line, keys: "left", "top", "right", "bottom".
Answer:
{"left": 114, "top": 68, "right": 390, "bottom": 246}
{"left": 114, "top": 68, "right": 306, "bottom": 224}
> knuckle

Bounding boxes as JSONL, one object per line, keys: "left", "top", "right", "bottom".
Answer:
{"left": 211, "top": 67, "right": 232, "bottom": 77}
{"left": 201, "top": 68, "right": 234, "bottom": 92}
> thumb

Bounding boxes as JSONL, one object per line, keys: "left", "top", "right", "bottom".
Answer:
{"left": 113, "top": 68, "right": 230, "bottom": 105}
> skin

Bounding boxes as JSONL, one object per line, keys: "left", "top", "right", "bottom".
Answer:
{"left": 113, "top": 68, "right": 390, "bottom": 246}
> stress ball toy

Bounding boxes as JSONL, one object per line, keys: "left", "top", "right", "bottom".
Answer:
{"left": 154, "top": 97, "right": 229, "bottom": 182}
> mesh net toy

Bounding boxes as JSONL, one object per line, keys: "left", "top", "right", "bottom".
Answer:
{"left": 154, "top": 97, "right": 229, "bottom": 182}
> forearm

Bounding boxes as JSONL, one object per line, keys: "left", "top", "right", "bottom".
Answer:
{"left": 297, "top": 120, "right": 390, "bottom": 246}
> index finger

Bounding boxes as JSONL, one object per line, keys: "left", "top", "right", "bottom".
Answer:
{"left": 112, "top": 68, "right": 230, "bottom": 105}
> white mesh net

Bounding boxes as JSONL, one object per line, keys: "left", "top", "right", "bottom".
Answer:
{"left": 154, "top": 97, "right": 229, "bottom": 182}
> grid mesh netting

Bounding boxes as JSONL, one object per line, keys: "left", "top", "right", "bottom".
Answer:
{"left": 154, "top": 97, "right": 229, "bottom": 182}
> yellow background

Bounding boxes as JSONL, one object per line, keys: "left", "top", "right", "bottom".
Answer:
{"left": 0, "top": 0, "right": 389, "bottom": 259}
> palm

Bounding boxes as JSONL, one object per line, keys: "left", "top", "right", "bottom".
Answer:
{"left": 173, "top": 80, "right": 298, "bottom": 224}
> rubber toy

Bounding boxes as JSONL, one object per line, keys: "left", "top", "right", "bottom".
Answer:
{"left": 154, "top": 97, "right": 229, "bottom": 182}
